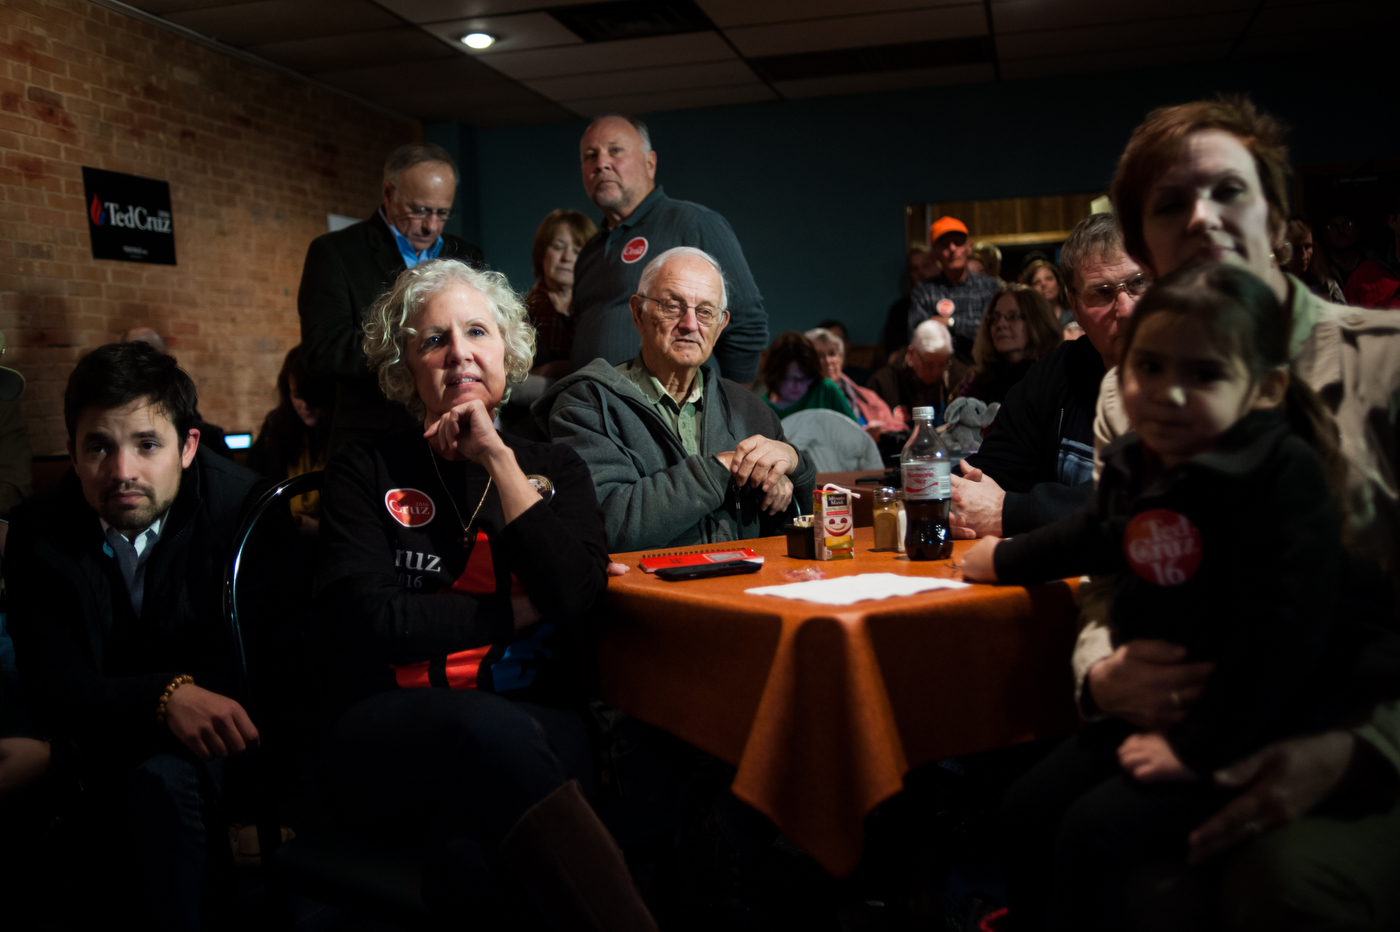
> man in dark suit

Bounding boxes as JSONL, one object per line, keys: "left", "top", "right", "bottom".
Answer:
{"left": 298, "top": 143, "right": 483, "bottom": 448}
{"left": 7, "top": 343, "right": 267, "bottom": 929}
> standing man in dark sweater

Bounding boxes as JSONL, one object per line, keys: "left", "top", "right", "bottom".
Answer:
{"left": 951, "top": 213, "right": 1150, "bottom": 537}
{"left": 569, "top": 116, "right": 768, "bottom": 385}
{"left": 298, "top": 144, "right": 483, "bottom": 447}
{"left": 6, "top": 343, "right": 266, "bottom": 929}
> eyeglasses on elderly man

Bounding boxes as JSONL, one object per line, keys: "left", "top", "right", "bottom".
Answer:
{"left": 637, "top": 294, "right": 728, "bottom": 327}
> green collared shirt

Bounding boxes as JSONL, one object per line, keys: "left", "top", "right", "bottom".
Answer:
{"left": 618, "top": 356, "right": 705, "bottom": 456}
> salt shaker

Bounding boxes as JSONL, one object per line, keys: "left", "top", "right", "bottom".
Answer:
{"left": 872, "top": 487, "right": 901, "bottom": 551}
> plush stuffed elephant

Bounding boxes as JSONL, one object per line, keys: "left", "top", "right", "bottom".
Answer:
{"left": 938, "top": 397, "right": 1000, "bottom": 455}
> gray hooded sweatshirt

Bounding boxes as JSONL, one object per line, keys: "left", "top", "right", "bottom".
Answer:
{"left": 534, "top": 359, "right": 816, "bottom": 553}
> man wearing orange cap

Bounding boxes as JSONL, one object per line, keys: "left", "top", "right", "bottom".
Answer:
{"left": 909, "top": 216, "right": 1000, "bottom": 360}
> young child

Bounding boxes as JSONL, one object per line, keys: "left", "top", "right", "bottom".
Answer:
{"left": 960, "top": 262, "right": 1356, "bottom": 931}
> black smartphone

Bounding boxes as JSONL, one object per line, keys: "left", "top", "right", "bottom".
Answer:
{"left": 656, "top": 561, "right": 763, "bottom": 582}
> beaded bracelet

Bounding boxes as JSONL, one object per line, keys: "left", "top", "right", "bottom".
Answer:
{"left": 155, "top": 674, "right": 195, "bottom": 724}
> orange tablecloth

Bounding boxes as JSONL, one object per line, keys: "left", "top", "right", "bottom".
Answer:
{"left": 599, "top": 527, "right": 1082, "bottom": 877}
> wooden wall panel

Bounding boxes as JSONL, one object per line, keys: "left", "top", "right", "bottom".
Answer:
{"left": 905, "top": 191, "right": 1104, "bottom": 248}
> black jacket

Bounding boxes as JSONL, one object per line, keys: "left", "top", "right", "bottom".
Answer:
{"left": 993, "top": 412, "right": 1375, "bottom": 773}
{"left": 964, "top": 335, "right": 1104, "bottom": 534}
{"left": 297, "top": 214, "right": 483, "bottom": 433}
{"left": 5, "top": 448, "right": 263, "bottom": 766}
{"left": 314, "top": 429, "right": 609, "bottom": 715}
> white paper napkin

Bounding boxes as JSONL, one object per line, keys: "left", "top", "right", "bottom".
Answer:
{"left": 745, "top": 572, "right": 970, "bottom": 605}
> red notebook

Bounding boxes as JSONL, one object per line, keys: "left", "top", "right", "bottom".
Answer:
{"left": 638, "top": 546, "right": 765, "bottom": 574}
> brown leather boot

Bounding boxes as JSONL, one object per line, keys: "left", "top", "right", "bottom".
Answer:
{"left": 499, "top": 780, "right": 659, "bottom": 932}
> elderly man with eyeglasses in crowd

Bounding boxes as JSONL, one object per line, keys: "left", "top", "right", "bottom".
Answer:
{"left": 298, "top": 143, "right": 484, "bottom": 449}
{"left": 537, "top": 246, "right": 814, "bottom": 553}
{"left": 949, "top": 213, "right": 1149, "bottom": 538}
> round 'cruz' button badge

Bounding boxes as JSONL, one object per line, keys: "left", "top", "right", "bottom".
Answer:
{"left": 1123, "top": 508, "right": 1202, "bottom": 586}
{"left": 621, "top": 237, "right": 648, "bottom": 264}
{"left": 527, "top": 475, "right": 555, "bottom": 503}
{"left": 385, "top": 488, "right": 435, "bottom": 527}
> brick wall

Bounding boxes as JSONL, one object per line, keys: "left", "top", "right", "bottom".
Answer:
{"left": 1, "top": 0, "right": 420, "bottom": 454}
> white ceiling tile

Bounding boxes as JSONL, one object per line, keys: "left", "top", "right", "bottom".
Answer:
{"left": 528, "top": 60, "right": 758, "bottom": 101}
{"left": 1249, "top": 0, "right": 1396, "bottom": 34}
{"left": 775, "top": 62, "right": 995, "bottom": 99}
{"left": 163, "top": 0, "right": 402, "bottom": 46}
{"left": 478, "top": 32, "right": 736, "bottom": 81}
{"left": 1235, "top": 26, "right": 1390, "bottom": 58}
{"left": 725, "top": 5, "right": 987, "bottom": 57}
{"left": 247, "top": 28, "right": 457, "bottom": 73}
{"left": 992, "top": 0, "right": 1255, "bottom": 34}
{"left": 453, "top": 102, "right": 582, "bottom": 129}
{"left": 696, "top": 0, "right": 970, "bottom": 29}
{"left": 382, "top": 82, "right": 568, "bottom": 122}
{"left": 314, "top": 55, "right": 508, "bottom": 98}
{"left": 372, "top": 0, "right": 599, "bottom": 24}
{"left": 420, "top": 12, "right": 584, "bottom": 53}
{"left": 997, "top": 11, "right": 1253, "bottom": 59}
{"left": 126, "top": 0, "right": 246, "bottom": 13}
{"left": 999, "top": 39, "right": 1231, "bottom": 79}
{"left": 561, "top": 83, "right": 778, "bottom": 119}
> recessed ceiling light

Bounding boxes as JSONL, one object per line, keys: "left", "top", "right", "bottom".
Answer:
{"left": 461, "top": 32, "right": 495, "bottom": 49}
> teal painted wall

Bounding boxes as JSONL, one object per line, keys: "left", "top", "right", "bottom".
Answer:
{"left": 442, "top": 57, "right": 1395, "bottom": 345}
{"left": 423, "top": 121, "right": 482, "bottom": 247}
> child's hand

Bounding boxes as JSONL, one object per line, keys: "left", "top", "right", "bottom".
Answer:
{"left": 1119, "top": 732, "right": 1197, "bottom": 782}
{"left": 958, "top": 536, "right": 1000, "bottom": 581}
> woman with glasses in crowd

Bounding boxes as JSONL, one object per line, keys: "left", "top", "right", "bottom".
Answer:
{"left": 807, "top": 327, "right": 908, "bottom": 435}
{"left": 313, "top": 258, "right": 657, "bottom": 932}
{"left": 956, "top": 283, "right": 1063, "bottom": 406}
{"left": 761, "top": 330, "right": 857, "bottom": 422}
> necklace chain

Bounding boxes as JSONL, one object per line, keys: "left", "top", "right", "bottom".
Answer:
{"left": 429, "top": 447, "right": 492, "bottom": 545}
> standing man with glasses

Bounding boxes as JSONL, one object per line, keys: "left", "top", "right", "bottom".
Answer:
{"left": 298, "top": 144, "right": 483, "bottom": 449}
{"left": 949, "top": 213, "right": 1149, "bottom": 538}
{"left": 537, "top": 246, "right": 813, "bottom": 552}
{"left": 568, "top": 115, "right": 768, "bottom": 386}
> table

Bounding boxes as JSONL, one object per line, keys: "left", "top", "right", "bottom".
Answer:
{"left": 599, "top": 526, "right": 1081, "bottom": 877}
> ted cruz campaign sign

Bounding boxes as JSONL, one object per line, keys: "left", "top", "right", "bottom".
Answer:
{"left": 82, "top": 167, "right": 176, "bottom": 265}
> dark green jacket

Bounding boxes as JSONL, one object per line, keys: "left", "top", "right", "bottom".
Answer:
{"left": 535, "top": 359, "right": 815, "bottom": 553}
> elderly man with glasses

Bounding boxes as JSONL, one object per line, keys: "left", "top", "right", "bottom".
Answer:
{"left": 949, "top": 213, "right": 1149, "bottom": 538}
{"left": 298, "top": 143, "right": 483, "bottom": 449}
{"left": 537, "top": 246, "right": 814, "bottom": 553}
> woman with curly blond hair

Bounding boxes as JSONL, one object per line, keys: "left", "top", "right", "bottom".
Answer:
{"left": 315, "top": 257, "right": 657, "bottom": 931}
